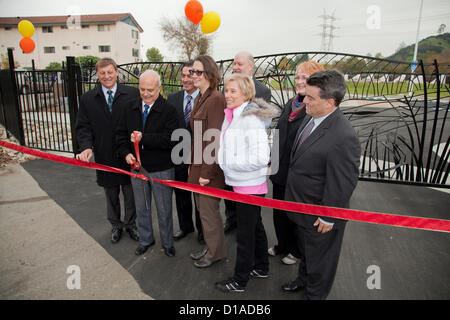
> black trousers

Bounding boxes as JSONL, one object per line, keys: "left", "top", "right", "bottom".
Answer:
{"left": 224, "top": 185, "right": 237, "bottom": 222}
{"left": 104, "top": 183, "right": 136, "bottom": 229}
{"left": 234, "top": 194, "right": 269, "bottom": 286}
{"left": 174, "top": 164, "right": 202, "bottom": 234}
{"left": 294, "top": 224, "right": 346, "bottom": 300}
{"left": 272, "top": 182, "right": 300, "bottom": 257}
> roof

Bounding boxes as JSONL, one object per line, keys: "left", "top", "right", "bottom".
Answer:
{"left": 0, "top": 13, "right": 143, "bottom": 32}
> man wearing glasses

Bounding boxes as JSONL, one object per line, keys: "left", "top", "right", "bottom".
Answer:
{"left": 167, "top": 62, "right": 204, "bottom": 244}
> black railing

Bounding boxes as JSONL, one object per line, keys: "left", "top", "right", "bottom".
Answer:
{"left": 14, "top": 68, "right": 73, "bottom": 152}
{"left": 4, "top": 51, "right": 449, "bottom": 187}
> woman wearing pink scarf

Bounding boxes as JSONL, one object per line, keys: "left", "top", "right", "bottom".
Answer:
{"left": 215, "top": 73, "right": 279, "bottom": 293}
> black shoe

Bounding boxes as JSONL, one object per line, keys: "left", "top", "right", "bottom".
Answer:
{"left": 126, "top": 227, "right": 139, "bottom": 241}
{"left": 111, "top": 228, "right": 122, "bottom": 243}
{"left": 215, "top": 278, "right": 245, "bottom": 293}
{"left": 164, "top": 246, "right": 176, "bottom": 257}
{"left": 281, "top": 280, "right": 305, "bottom": 292}
{"left": 224, "top": 220, "right": 237, "bottom": 233}
{"left": 250, "top": 269, "right": 269, "bottom": 278}
{"left": 135, "top": 241, "right": 155, "bottom": 256}
{"left": 197, "top": 232, "right": 205, "bottom": 244}
{"left": 173, "top": 230, "right": 191, "bottom": 241}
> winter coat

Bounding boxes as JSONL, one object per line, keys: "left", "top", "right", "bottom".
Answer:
{"left": 218, "top": 98, "right": 280, "bottom": 187}
{"left": 75, "top": 84, "right": 139, "bottom": 187}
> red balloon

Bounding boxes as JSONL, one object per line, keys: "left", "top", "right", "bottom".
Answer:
{"left": 185, "top": 0, "right": 203, "bottom": 24}
{"left": 20, "top": 37, "right": 35, "bottom": 54}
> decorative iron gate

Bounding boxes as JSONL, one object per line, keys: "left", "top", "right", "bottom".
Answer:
{"left": 1, "top": 50, "right": 448, "bottom": 187}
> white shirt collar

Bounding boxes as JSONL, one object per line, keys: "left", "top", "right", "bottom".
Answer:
{"left": 101, "top": 83, "right": 117, "bottom": 98}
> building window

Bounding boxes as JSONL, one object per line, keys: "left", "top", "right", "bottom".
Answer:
{"left": 62, "top": 46, "right": 70, "bottom": 50}
{"left": 98, "top": 25, "right": 110, "bottom": 31}
{"left": 131, "top": 30, "right": 139, "bottom": 39}
{"left": 82, "top": 45, "right": 91, "bottom": 50}
{"left": 81, "top": 24, "right": 89, "bottom": 29}
{"left": 132, "top": 48, "right": 139, "bottom": 57}
{"left": 44, "top": 47, "right": 55, "bottom": 54}
{"left": 4, "top": 27, "right": 12, "bottom": 30}
{"left": 61, "top": 25, "right": 68, "bottom": 29}
{"left": 99, "top": 45, "right": 111, "bottom": 53}
{"left": 42, "top": 26, "right": 53, "bottom": 33}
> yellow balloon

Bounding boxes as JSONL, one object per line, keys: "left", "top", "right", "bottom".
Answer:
{"left": 18, "top": 20, "right": 35, "bottom": 38}
{"left": 200, "top": 11, "right": 220, "bottom": 34}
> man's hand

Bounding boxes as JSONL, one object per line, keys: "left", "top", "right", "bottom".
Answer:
{"left": 76, "top": 148, "right": 93, "bottom": 162}
{"left": 125, "top": 153, "right": 136, "bottom": 165}
{"left": 131, "top": 131, "right": 142, "bottom": 143}
{"left": 313, "top": 218, "right": 333, "bottom": 234}
{"left": 199, "top": 177, "right": 210, "bottom": 186}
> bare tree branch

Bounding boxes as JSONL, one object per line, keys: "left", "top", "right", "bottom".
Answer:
{"left": 159, "top": 16, "right": 213, "bottom": 60}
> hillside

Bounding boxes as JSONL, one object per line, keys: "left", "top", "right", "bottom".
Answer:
{"left": 387, "top": 33, "right": 450, "bottom": 63}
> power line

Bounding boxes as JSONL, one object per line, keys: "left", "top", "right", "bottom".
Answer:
{"left": 318, "top": 9, "right": 339, "bottom": 51}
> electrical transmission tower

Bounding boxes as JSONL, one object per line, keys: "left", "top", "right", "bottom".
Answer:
{"left": 318, "top": 9, "right": 338, "bottom": 52}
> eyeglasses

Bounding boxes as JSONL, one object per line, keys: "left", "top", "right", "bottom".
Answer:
{"left": 294, "top": 75, "right": 309, "bottom": 81}
{"left": 189, "top": 69, "right": 204, "bottom": 76}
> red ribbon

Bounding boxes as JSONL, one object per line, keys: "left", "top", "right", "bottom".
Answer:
{"left": 1, "top": 139, "right": 449, "bottom": 233}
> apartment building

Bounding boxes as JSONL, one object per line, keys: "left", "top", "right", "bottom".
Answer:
{"left": 0, "top": 13, "right": 143, "bottom": 69}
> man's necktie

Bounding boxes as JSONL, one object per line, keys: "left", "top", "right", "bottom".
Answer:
{"left": 107, "top": 90, "right": 114, "bottom": 113}
{"left": 143, "top": 104, "right": 150, "bottom": 126}
{"left": 296, "top": 119, "right": 315, "bottom": 149}
{"left": 184, "top": 95, "right": 192, "bottom": 125}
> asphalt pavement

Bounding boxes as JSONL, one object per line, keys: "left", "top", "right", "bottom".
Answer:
{"left": 0, "top": 158, "right": 449, "bottom": 300}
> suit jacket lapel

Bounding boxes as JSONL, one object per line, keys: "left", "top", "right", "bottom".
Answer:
{"left": 94, "top": 85, "right": 112, "bottom": 118}
{"left": 291, "top": 115, "right": 311, "bottom": 159}
{"left": 291, "top": 109, "right": 341, "bottom": 163}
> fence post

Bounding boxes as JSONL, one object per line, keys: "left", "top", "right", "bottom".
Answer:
{"left": 66, "top": 56, "right": 79, "bottom": 155}
{"left": 7, "top": 48, "right": 25, "bottom": 145}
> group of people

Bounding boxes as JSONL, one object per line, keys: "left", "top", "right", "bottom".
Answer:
{"left": 75, "top": 51, "right": 360, "bottom": 300}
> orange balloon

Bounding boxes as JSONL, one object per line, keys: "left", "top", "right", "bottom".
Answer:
{"left": 185, "top": 0, "right": 203, "bottom": 24}
{"left": 20, "top": 37, "right": 35, "bottom": 54}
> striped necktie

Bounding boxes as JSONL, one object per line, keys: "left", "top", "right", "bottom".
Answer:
{"left": 107, "top": 90, "right": 113, "bottom": 112}
{"left": 296, "top": 119, "right": 315, "bottom": 149}
{"left": 184, "top": 95, "right": 192, "bottom": 125}
{"left": 143, "top": 104, "right": 150, "bottom": 125}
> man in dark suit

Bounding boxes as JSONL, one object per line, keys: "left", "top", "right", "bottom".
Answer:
{"left": 167, "top": 62, "right": 203, "bottom": 243}
{"left": 76, "top": 57, "right": 139, "bottom": 245}
{"left": 222, "top": 51, "right": 273, "bottom": 233}
{"left": 116, "top": 70, "right": 178, "bottom": 257}
{"left": 282, "top": 70, "right": 360, "bottom": 300}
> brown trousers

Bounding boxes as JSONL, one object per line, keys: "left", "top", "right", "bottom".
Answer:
{"left": 194, "top": 193, "right": 226, "bottom": 261}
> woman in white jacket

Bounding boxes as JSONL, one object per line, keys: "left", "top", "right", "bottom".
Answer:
{"left": 215, "top": 73, "right": 279, "bottom": 293}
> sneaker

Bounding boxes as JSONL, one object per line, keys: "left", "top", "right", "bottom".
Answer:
{"left": 215, "top": 278, "right": 245, "bottom": 293}
{"left": 268, "top": 246, "right": 277, "bottom": 256}
{"left": 250, "top": 269, "right": 269, "bottom": 278}
{"left": 281, "top": 253, "right": 299, "bottom": 265}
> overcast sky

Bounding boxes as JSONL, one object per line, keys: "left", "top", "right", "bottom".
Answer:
{"left": 1, "top": 0, "right": 449, "bottom": 61}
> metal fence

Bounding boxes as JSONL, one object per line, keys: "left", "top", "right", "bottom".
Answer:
{"left": 1, "top": 51, "right": 449, "bottom": 187}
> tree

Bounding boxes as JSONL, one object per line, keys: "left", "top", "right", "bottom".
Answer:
{"left": 75, "top": 55, "right": 100, "bottom": 68}
{"left": 146, "top": 47, "right": 164, "bottom": 62}
{"left": 45, "top": 62, "right": 63, "bottom": 70}
{"left": 159, "top": 16, "right": 213, "bottom": 60}
{"left": 0, "top": 53, "right": 20, "bottom": 69}
{"left": 437, "top": 24, "right": 446, "bottom": 35}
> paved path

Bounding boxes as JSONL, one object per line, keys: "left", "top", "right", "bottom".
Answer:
{"left": 0, "top": 163, "right": 151, "bottom": 300}
{"left": 1, "top": 159, "right": 449, "bottom": 299}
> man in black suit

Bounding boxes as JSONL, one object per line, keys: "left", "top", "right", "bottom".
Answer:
{"left": 282, "top": 70, "right": 360, "bottom": 300}
{"left": 76, "top": 57, "right": 139, "bottom": 245}
{"left": 222, "top": 51, "right": 272, "bottom": 233}
{"left": 116, "top": 70, "right": 178, "bottom": 257}
{"left": 167, "top": 62, "right": 203, "bottom": 243}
